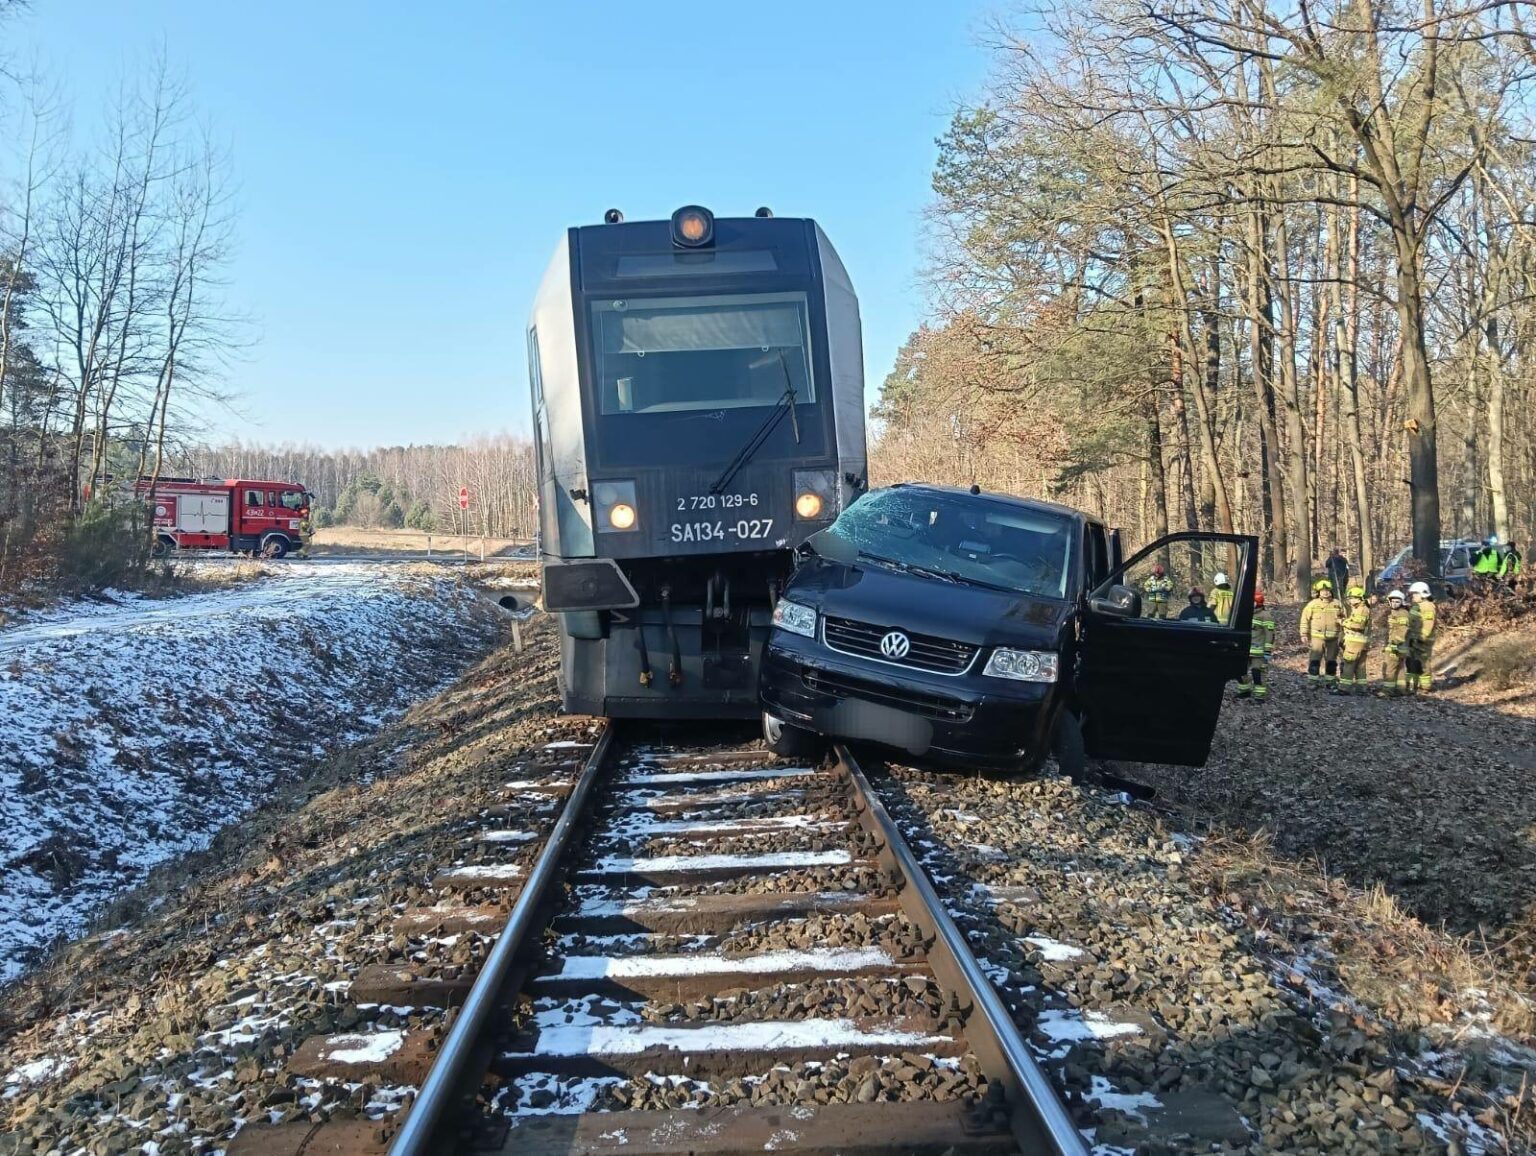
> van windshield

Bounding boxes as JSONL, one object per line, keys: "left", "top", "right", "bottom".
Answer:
{"left": 826, "top": 489, "right": 1075, "bottom": 600}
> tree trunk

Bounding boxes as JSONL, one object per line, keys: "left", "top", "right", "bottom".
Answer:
{"left": 1245, "top": 204, "right": 1286, "bottom": 587}
{"left": 1487, "top": 317, "right": 1509, "bottom": 542}
{"left": 1271, "top": 200, "right": 1314, "bottom": 595}
{"left": 1337, "top": 177, "right": 1373, "bottom": 575}
{"left": 1394, "top": 236, "right": 1442, "bottom": 574}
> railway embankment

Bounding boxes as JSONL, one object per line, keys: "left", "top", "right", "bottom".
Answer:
{"left": 2, "top": 610, "right": 1534, "bottom": 1154}
{"left": 0, "top": 562, "right": 502, "bottom": 988}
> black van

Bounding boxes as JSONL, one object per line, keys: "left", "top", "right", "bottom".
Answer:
{"left": 758, "top": 483, "right": 1257, "bottom": 774}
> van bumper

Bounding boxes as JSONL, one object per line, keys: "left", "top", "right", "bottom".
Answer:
{"left": 759, "top": 632, "right": 1059, "bottom": 772}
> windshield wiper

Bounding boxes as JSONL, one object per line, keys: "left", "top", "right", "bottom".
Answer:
{"left": 708, "top": 353, "right": 802, "bottom": 495}
{"left": 931, "top": 567, "right": 1021, "bottom": 593}
{"left": 856, "top": 551, "right": 958, "bottom": 583}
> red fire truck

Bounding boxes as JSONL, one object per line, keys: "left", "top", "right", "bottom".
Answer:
{"left": 138, "top": 476, "right": 313, "bottom": 558}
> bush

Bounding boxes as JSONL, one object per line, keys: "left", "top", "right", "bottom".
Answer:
{"left": 57, "top": 502, "right": 150, "bottom": 593}
{"left": 380, "top": 500, "right": 406, "bottom": 529}
{"left": 405, "top": 500, "right": 436, "bottom": 532}
{"left": 333, "top": 484, "right": 357, "bottom": 524}
{"left": 312, "top": 506, "right": 335, "bottom": 529}
{"left": 1479, "top": 637, "right": 1535, "bottom": 690}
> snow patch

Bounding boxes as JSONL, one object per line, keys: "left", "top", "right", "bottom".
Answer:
{"left": 547, "top": 946, "right": 893, "bottom": 981}
{"left": 1025, "top": 935, "right": 1085, "bottom": 962}
{"left": 586, "top": 850, "right": 851, "bottom": 874}
{"left": 521, "top": 1016, "right": 949, "bottom": 1057}
{"left": 319, "top": 1030, "right": 405, "bottom": 1064}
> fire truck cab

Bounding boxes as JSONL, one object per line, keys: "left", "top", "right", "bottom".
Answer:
{"left": 141, "top": 477, "right": 312, "bottom": 559}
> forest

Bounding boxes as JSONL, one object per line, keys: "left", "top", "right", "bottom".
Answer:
{"left": 6, "top": 0, "right": 1536, "bottom": 596}
{"left": 870, "top": 0, "right": 1536, "bottom": 593}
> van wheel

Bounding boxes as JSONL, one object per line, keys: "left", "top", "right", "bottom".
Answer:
{"left": 762, "top": 712, "right": 820, "bottom": 760}
{"left": 1051, "top": 710, "right": 1087, "bottom": 783}
{"left": 260, "top": 536, "right": 289, "bottom": 559}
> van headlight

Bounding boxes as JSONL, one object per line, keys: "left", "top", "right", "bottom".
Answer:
{"left": 771, "top": 598, "right": 817, "bottom": 639}
{"left": 983, "top": 648, "right": 1059, "bottom": 683}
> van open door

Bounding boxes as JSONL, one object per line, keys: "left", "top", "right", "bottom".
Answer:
{"left": 1076, "top": 531, "right": 1258, "bottom": 767}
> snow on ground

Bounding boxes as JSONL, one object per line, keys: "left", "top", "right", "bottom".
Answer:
{"left": 0, "top": 563, "right": 499, "bottom": 985}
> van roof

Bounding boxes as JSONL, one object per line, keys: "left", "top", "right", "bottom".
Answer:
{"left": 885, "top": 482, "right": 1091, "bottom": 524}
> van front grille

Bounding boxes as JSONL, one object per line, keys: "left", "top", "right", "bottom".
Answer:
{"left": 822, "top": 616, "right": 977, "bottom": 675}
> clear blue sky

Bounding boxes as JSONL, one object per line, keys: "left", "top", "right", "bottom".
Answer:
{"left": 14, "top": 1, "right": 993, "bottom": 449}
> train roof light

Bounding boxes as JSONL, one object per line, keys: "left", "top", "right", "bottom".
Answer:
{"left": 671, "top": 205, "right": 714, "bottom": 248}
{"left": 604, "top": 208, "right": 624, "bottom": 224}
{"left": 755, "top": 206, "right": 773, "bottom": 218}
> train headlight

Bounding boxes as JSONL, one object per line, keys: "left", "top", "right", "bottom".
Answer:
{"left": 671, "top": 205, "right": 714, "bottom": 248}
{"left": 792, "top": 469, "right": 837, "bottom": 522}
{"left": 593, "top": 480, "right": 639, "bottom": 533}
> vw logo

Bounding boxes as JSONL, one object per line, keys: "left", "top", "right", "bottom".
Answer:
{"left": 879, "top": 630, "right": 911, "bottom": 660}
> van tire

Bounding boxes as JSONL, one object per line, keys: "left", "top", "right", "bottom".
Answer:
{"left": 1051, "top": 710, "right": 1087, "bottom": 782}
{"left": 762, "top": 712, "right": 820, "bottom": 760}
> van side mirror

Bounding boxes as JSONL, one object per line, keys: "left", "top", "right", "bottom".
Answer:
{"left": 1089, "top": 584, "right": 1139, "bottom": 618}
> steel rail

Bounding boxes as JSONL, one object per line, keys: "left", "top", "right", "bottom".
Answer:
{"left": 389, "top": 723, "right": 616, "bottom": 1156}
{"left": 838, "top": 744, "right": 1090, "bottom": 1156}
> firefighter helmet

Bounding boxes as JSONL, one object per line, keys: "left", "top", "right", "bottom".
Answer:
{"left": 1214, "top": 571, "right": 1230, "bottom": 586}
{"left": 1409, "top": 580, "right": 1432, "bottom": 598}
{"left": 1254, "top": 589, "right": 1265, "bottom": 607}
{"left": 1387, "top": 589, "right": 1406, "bottom": 605}
{"left": 1347, "top": 585, "right": 1366, "bottom": 600}
{"left": 1188, "top": 586, "right": 1205, "bottom": 600}
{"left": 1313, "top": 578, "right": 1333, "bottom": 594}
{"left": 1152, "top": 563, "right": 1166, "bottom": 576}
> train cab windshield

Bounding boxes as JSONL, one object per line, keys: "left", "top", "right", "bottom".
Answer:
{"left": 590, "top": 292, "right": 814, "bottom": 415}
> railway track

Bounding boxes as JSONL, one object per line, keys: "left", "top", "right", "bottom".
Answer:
{"left": 231, "top": 726, "right": 1088, "bottom": 1156}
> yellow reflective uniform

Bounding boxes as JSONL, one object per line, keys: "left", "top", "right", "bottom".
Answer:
{"left": 1299, "top": 596, "right": 1342, "bottom": 686}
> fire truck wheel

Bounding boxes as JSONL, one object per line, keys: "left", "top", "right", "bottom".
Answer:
{"left": 151, "top": 536, "right": 175, "bottom": 559}
{"left": 260, "top": 536, "right": 289, "bottom": 560}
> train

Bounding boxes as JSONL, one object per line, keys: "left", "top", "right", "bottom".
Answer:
{"left": 527, "top": 204, "right": 868, "bottom": 719}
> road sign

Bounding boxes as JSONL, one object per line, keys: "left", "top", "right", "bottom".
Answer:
{"left": 458, "top": 486, "right": 469, "bottom": 510}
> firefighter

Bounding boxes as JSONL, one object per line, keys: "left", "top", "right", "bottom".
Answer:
{"left": 1378, "top": 589, "right": 1411, "bottom": 697}
{"left": 1178, "top": 587, "right": 1218, "bottom": 623}
{"left": 1299, "top": 578, "right": 1342, "bottom": 688}
{"left": 1406, "top": 580, "right": 1437, "bottom": 693}
{"left": 1142, "top": 563, "right": 1174, "bottom": 619}
{"left": 1235, "top": 589, "right": 1275, "bottom": 700}
{"left": 1337, "top": 585, "right": 1371, "bottom": 694}
{"left": 1210, "top": 570, "right": 1235, "bottom": 625}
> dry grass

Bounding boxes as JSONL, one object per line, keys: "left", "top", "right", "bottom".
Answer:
{"left": 308, "top": 526, "right": 530, "bottom": 558}
{"left": 1197, "top": 828, "right": 1536, "bottom": 1064}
